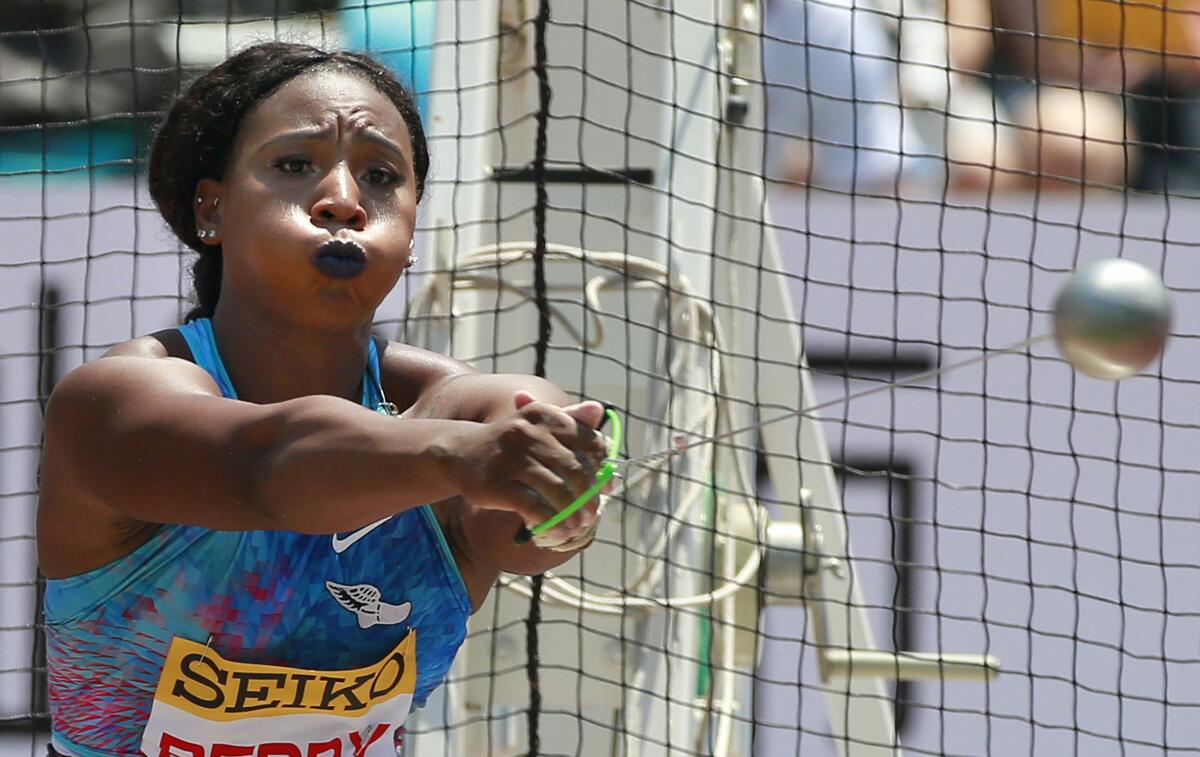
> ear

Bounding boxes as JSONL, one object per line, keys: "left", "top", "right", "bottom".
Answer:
{"left": 194, "top": 178, "right": 224, "bottom": 246}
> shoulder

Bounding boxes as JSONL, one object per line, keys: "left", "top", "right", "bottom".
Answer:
{"left": 46, "top": 330, "right": 219, "bottom": 437}
{"left": 377, "top": 340, "right": 570, "bottom": 421}
{"left": 100, "top": 327, "right": 193, "bottom": 360}
{"left": 376, "top": 340, "right": 476, "bottom": 415}
{"left": 37, "top": 329, "right": 220, "bottom": 578}
{"left": 378, "top": 340, "right": 476, "bottom": 384}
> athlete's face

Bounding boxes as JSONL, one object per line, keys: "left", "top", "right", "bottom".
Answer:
{"left": 198, "top": 68, "right": 418, "bottom": 330}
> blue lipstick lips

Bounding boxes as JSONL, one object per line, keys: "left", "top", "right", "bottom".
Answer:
{"left": 313, "top": 239, "right": 367, "bottom": 280}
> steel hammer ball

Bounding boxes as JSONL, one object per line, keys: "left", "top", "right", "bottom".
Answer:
{"left": 1054, "top": 258, "right": 1171, "bottom": 380}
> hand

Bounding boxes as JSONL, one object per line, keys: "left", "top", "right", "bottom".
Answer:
{"left": 445, "top": 390, "right": 608, "bottom": 546}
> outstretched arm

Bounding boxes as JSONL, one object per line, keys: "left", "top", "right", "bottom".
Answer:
{"left": 38, "top": 355, "right": 603, "bottom": 579}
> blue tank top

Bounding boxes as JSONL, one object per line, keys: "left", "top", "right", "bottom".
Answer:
{"left": 45, "top": 319, "right": 471, "bottom": 757}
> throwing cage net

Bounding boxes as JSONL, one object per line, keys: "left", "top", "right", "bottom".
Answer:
{"left": 2, "top": 1, "right": 1199, "bottom": 755}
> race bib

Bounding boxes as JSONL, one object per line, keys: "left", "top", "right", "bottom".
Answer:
{"left": 141, "top": 632, "right": 416, "bottom": 757}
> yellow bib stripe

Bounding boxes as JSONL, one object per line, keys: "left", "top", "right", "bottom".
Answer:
{"left": 152, "top": 633, "right": 416, "bottom": 722}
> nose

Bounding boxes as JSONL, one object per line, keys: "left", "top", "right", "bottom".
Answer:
{"left": 310, "top": 162, "right": 367, "bottom": 231}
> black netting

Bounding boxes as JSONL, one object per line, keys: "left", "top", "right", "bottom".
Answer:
{"left": 2, "top": 2, "right": 1199, "bottom": 756}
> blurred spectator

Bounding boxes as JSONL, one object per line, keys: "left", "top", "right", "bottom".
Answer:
{"left": 766, "top": 0, "right": 1200, "bottom": 195}
{"left": 764, "top": 0, "right": 1025, "bottom": 194}
{"left": 764, "top": 0, "right": 929, "bottom": 193}
{"left": 895, "top": 0, "right": 1026, "bottom": 192}
{"left": 992, "top": 0, "right": 1200, "bottom": 192}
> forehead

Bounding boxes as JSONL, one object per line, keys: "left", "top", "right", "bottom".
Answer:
{"left": 234, "top": 68, "right": 413, "bottom": 153}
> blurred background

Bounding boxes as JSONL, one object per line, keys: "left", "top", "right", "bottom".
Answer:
{"left": 5, "top": 0, "right": 1199, "bottom": 195}
{"left": 0, "top": 0, "right": 433, "bottom": 176}
{"left": 7, "top": 1, "right": 1200, "bottom": 195}
{"left": 763, "top": 0, "right": 1200, "bottom": 195}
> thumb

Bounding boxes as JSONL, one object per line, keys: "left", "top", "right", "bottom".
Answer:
{"left": 562, "top": 400, "right": 605, "bottom": 429}
{"left": 513, "top": 389, "right": 538, "bottom": 410}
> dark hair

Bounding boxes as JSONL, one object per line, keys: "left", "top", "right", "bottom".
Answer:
{"left": 148, "top": 42, "right": 430, "bottom": 322}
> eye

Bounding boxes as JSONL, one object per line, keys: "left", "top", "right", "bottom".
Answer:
{"left": 365, "top": 166, "right": 401, "bottom": 187}
{"left": 273, "top": 157, "right": 312, "bottom": 175}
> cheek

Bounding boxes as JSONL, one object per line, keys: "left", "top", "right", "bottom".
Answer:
{"left": 366, "top": 197, "right": 417, "bottom": 244}
{"left": 223, "top": 205, "right": 308, "bottom": 266}
{"left": 373, "top": 189, "right": 417, "bottom": 223}
{"left": 225, "top": 180, "right": 289, "bottom": 225}
{"left": 244, "top": 203, "right": 299, "bottom": 234}
{"left": 232, "top": 170, "right": 312, "bottom": 220}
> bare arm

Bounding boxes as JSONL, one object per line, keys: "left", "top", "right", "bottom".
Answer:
{"left": 38, "top": 355, "right": 601, "bottom": 577}
{"left": 40, "top": 356, "right": 477, "bottom": 531}
{"left": 407, "top": 372, "right": 607, "bottom": 584}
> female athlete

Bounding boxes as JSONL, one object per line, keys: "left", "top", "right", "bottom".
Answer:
{"left": 36, "top": 42, "right": 607, "bottom": 756}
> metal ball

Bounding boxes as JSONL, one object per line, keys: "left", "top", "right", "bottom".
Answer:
{"left": 1054, "top": 258, "right": 1171, "bottom": 380}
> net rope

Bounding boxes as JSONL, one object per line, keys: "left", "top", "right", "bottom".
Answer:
{"left": 526, "top": 0, "right": 554, "bottom": 753}
{"left": 2, "top": 2, "right": 1200, "bottom": 756}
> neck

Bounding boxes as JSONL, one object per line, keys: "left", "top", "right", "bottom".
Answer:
{"left": 209, "top": 299, "right": 373, "bottom": 405}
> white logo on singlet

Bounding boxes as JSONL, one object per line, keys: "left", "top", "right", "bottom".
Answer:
{"left": 325, "top": 581, "right": 412, "bottom": 629}
{"left": 330, "top": 516, "right": 391, "bottom": 553}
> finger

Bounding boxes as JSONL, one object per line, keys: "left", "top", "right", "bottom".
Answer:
{"left": 561, "top": 399, "right": 604, "bottom": 429}
{"left": 515, "top": 490, "right": 602, "bottom": 546}
{"left": 531, "top": 498, "right": 602, "bottom": 551}
{"left": 498, "top": 480, "right": 561, "bottom": 527}
{"left": 513, "top": 389, "right": 538, "bottom": 410}
{"left": 518, "top": 402, "right": 608, "bottom": 462}
{"left": 531, "top": 522, "right": 598, "bottom": 552}
{"left": 563, "top": 405, "right": 607, "bottom": 460}
{"left": 513, "top": 471, "right": 596, "bottom": 539}
{"left": 555, "top": 488, "right": 603, "bottom": 537}
{"left": 526, "top": 440, "right": 596, "bottom": 494}
{"left": 551, "top": 408, "right": 609, "bottom": 459}
{"left": 514, "top": 464, "right": 584, "bottom": 517}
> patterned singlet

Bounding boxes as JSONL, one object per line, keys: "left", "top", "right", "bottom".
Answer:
{"left": 45, "top": 319, "right": 471, "bottom": 757}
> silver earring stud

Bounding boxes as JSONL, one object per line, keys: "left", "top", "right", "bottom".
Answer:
{"left": 407, "top": 254, "right": 419, "bottom": 269}
{"left": 197, "top": 229, "right": 216, "bottom": 240}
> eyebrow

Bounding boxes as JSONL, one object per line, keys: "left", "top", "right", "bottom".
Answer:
{"left": 256, "top": 125, "right": 410, "bottom": 170}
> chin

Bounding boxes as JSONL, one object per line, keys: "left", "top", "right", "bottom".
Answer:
{"left": 260, "top": 289, "right": 372, "bottom": 333}
{"left": 312, "top": 298, "right": 377, "bottom": 328}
